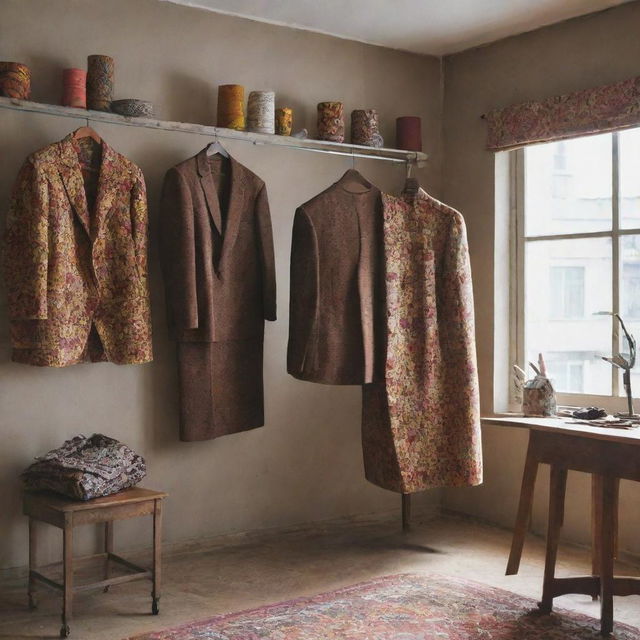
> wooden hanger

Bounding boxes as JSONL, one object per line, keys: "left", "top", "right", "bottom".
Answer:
{"left": 402, "top": 162, "right": 419, "bottom": 198}
{"left": 339, "top": 168, "right": 372, "bottom": 194}
{"left": 73, "top": 124, "right": 101, "bottom": 144}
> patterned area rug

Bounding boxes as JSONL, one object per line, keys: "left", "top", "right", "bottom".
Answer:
{"left": 128, "top": 573, "right": 639, "bottom": 639}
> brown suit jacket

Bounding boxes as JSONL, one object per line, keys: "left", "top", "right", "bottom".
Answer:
{"left": 287, "top": 172, "right": 385, "bottom": 384}
{"left": 159, "top": 150, "right": 276, "bottom": 342}
{"left": 3, "top": 134, "right": 153, "bottom": 367}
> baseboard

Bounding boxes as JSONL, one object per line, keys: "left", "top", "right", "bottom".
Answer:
{"left": 0, "top": 501, "right": 441, "bottom": 581}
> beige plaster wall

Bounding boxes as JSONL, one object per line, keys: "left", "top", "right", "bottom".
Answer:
{"left": 0, "top": 0, "right": 443, "bottom": 571}
{"left": 441, "top": 2, "right": 640, "bottom": 555}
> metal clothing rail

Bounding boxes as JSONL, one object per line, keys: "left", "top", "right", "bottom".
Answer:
{"left": 0, "top": 96, "right": 428, "bottom": 166}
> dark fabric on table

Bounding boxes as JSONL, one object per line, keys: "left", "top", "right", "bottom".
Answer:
{"left": 22, "top": 434, "right": 146, "bottom": 500}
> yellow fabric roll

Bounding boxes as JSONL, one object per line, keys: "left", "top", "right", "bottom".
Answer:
{"left": 217, "top": 84, "right": 245, "bottom": 130}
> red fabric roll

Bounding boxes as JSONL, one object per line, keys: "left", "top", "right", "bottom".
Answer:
{"left": 396, "top": 116, "right": 422, "bottom": 152}
{"left": 62, "top": 68, "right": 87, "bottom": 108}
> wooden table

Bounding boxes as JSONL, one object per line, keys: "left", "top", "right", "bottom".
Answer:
{"left": 484, "top": 416, "right": 640, "bottom": 636}
{"left": 23, "top": 487, "right": 167, "bottom": 638}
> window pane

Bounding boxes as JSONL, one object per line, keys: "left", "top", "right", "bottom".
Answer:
{"left": 525, "top": 237, "right": 612, "bottom": 395}
{"left": 524, "top": 134, "right": 612, "bottom": 237}
{"left": 620, "top": 127, "right": 640, "bottom": 230}
{"left": 619, "top": 235, "right": 640, "bottom": 397}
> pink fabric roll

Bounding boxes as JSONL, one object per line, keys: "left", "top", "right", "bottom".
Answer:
{"left": 62, "top": 68, "right": 87, "bottom": 108}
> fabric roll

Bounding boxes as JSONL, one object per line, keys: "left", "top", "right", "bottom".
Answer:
{"left": 217, "top": 84, "right": 245, "bottom": 130}
{"left": 62, "top": 68, "right": 87, "bottom": 108}
{"left": 396, "top": 116, "right": 422, "bottom": 151}
{"left": 86, "top": 54, "right": 114, "bottom": 111}
{"left": 247, "top": 90, "right": 275, "bottom": 134}
{"left": 275, "top": 107, "right": 293, "bottom": 136}
{"left": 351, "top": 109, "right": 383, "bottom": 147}
{"left": 0, "top": 62, "right": 30, "bottom": 99}
{"left": 317, "top": 101, "right": 344, "bottom": 142}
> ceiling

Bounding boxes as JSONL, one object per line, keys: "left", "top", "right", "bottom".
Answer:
{"left": 162, "top": 0, "right": 632, "bottom": 55}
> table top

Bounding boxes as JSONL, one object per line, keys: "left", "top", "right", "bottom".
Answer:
{"left": 482, "top": 415, "right": 640, "bottom": 444}
{"left": 23, "top": 487, "right": 167, "bottom": 512}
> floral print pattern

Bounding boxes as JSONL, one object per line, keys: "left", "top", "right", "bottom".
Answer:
{"left": 3, "top": 133, "right": 153, "bottom": 366}
{"left": 23, "top": 434, "right": 146, "bottom": 501}
{"left": 128, "top": 573, "right": 639, "bottom": 639}
{"left": 486, "top": 75, "right": 640, "bottom": 150}
{"left": 362, "top": 190, "right": 482, "bottom": 493}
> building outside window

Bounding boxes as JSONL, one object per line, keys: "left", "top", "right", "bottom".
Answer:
{"left": 513, "top": 127, "right": 640, "bottom": 400}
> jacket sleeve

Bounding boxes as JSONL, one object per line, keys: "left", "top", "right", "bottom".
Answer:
{"left": 438, "top": 211, "right": 482, "bottom": 478}
{"left": 3, "top": 159, "right": 49, "bottom": 320}
{"left": 130, "top": 168, "right": 149, "bottom": 283}
{"left": 287, "top": 208, "right": 318, "bottom": 375}
{"left": 255, "top": 183, "right": 277, "bottom": 321}
{"left": 159, "top": 167, "right": 198, "bottom": 332}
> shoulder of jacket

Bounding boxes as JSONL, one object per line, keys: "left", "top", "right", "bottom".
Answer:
{"left": 27, "top": 141, "right": 62, "bottom": 170}
{"left": 422, "top": 193, "right": 465, "bottom": 226}
{"left": 297, "top": 182, "right": 344, "bottom": 214}
{"left": 234, "top": 161, "right": 265, "bottom": 193}
{"left": 113, "top": 151, "right": 144, "bottom": 180}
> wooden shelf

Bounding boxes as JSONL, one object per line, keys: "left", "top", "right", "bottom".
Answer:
{"left": 0, "top": 96, "right": 427, "bottom": 166}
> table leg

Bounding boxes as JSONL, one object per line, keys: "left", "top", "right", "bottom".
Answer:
{"left": 28, "top": 518, "right": 37, "bottom": 609}
{"left": 592, "top": 474, "right": 603, "bottom": 581}
{"left": 61, "top": 514, "right": 73, "bottom": 638}
{"left": 539, "top": 465, "right": 567, "bottom": 614}
{"left": 402, "top": 493, "right": 411, "bottom": 532}
{"left": 600, "top": 475, "right": 617, "bottom": 636}
{"left": 152, "top": 499, "right": 162, "bottom": 615}
{"left": 103, "top": 521, "right": 113, "bottom": 592}
{"left": 506, "top": 434, "right": 539, "bottom": 575}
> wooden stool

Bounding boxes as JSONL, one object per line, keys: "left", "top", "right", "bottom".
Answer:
{"left": 23, "top": 487, "right": 167, "bottom": 638}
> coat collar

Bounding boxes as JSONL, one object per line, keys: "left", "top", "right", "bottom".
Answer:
{"left": 195, "top": 148, "right": 244, "bottom": 274}
{"left": 58, "top": 133, "right": 121, "bottom": 241}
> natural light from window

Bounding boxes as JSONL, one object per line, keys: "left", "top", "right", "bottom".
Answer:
{"left": 519, "top": 128, "right": 640, "bottom": 398}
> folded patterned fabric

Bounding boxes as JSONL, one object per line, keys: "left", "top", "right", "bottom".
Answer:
{"left": 22, "top": 434, "right": 146, "bottom": 500}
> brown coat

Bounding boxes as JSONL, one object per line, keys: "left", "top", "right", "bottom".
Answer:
{"left": 159, "top": 150, "right": 276, "bottom": 441}
{"left": 3, "top": 134, "right": 153, "bottom": 367}
{"left": 287, "top": 171, "right": 385, "bottom": 385}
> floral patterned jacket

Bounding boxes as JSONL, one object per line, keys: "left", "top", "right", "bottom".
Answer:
{"left": 3, "top": 134, "right": 153, "bottom": 366}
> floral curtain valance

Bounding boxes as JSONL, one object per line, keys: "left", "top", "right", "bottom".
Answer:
{"left": 485, "top": 76, "right": 640, "bottom": 151}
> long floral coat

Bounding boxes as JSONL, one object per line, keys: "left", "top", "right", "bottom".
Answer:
{"left": 361, "top": 189, "right": 482, "bottom": 493}
{"left": 3, "top": 134, "right": 153, "bottom": 366}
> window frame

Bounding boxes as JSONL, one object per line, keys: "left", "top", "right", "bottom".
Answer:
{"left": 511, "top": 131, "right": 640, "bottom": 407}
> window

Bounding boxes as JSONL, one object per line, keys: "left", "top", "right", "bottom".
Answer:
{"left": 550, "top": 266, "right": 585, "bottom": 319}
{"left": 513, "top": 127, "right": 640, "bottom": 398}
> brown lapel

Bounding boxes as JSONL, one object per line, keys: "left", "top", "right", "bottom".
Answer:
{"left": 195, "top": 150, "right": 245, "bottom": 275}
{"left": 196, "top": 149, "right": 223, "bottom": 236}
{"left": 218, "top": 155, "right": 245, "bottom": 274}
{"left": 58, "top": 135, "right": 91, "bottom": 237}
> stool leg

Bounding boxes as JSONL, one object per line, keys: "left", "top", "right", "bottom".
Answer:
{"left": 28, "top": 517, "right": 37, "bottom": 609}
{"left": 152, "top": 499, "right": 162, "bottom": 615}
{"left": 600, "top": 475, "right": 617, "bottom": 636}
{"left": 507, "top": 436, "right": 538, "bottom": 575}
{"left": 103, "top": 521, "right": 113, "bottom": 592}
{"left": 539, "top": 465, "right": 567, "bottom": 614}
{"left": 61, "top": 515, "right": 72, "bottom": 638}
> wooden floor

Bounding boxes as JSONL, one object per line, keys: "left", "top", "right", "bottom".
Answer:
{"left": 1, "top": 513, "right": 639, "bottom": 639}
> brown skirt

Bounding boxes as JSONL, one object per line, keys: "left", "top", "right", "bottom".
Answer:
{"left": 177, "top": 337, "right": 264, "bottom": 441}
